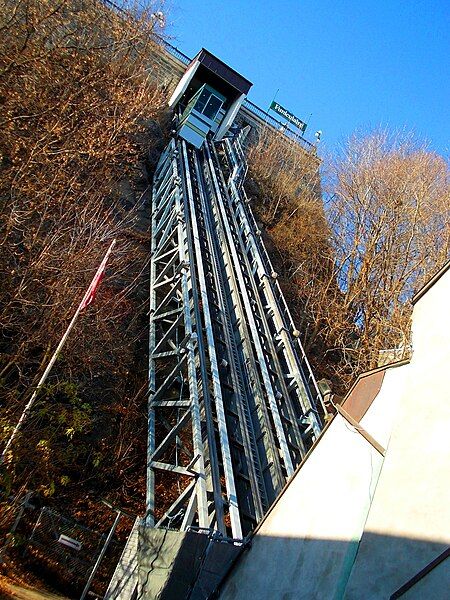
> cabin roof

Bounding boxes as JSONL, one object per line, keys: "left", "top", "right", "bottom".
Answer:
{"left": 189, "top": 48, "right": 253, "bottom": 96}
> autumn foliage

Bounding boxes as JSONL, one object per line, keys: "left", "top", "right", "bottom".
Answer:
{"left": 247, "top": 128, "right": 450, "bottom": 393}
{"left": 0, "top": 0, "right": 169, "bottom": 538}
{"left": 1, "top": 1, "right": 449, "bottom": 593}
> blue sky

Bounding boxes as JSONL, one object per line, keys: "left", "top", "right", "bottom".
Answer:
{"left": 166, "top": 0, "right": 449, "bottom": 155}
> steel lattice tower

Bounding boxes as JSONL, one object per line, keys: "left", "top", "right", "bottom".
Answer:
{"left": 146, "top": 131, "right": 324, "bottom": 539}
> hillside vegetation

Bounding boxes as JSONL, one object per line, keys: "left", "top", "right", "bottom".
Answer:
{"left": 247, "top": 128, "right": 450, "bottom": 393}
{"left": 0, "top": 0, "right": 169, "bottom": 564}
{"left": 1, "top": 0, "right": 449, "bottom": 594}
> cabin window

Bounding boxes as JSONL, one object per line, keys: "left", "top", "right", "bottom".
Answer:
{"left": 191, "top": 86, "right": 224, "bottom": 121}
{"left": 203, "top": 95, "right": 223, "bottom": 120}
{"left": 195, "top": 89, "right": 210, "bottom": 113}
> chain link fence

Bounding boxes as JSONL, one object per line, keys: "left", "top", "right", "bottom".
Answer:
{"left": 27, "top": 507, "right": 107, "bottom": 581}
{"left": 2, "top": 497, "right": 131, "bottom": 597}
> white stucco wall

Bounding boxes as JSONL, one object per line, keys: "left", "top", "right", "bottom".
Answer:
{"left": 220, "top": 265, "right": 450, "bottom": 600}
{"left": 358, "top": 364, "right": 408, "bottom": 449}
{"left": 220, "top": 414, "right": 386, "bottom": 600}
{"left": 344, "top": 269, "right": 450, "bottom": 599}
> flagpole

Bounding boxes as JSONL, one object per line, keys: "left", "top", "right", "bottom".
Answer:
{"left": 264, "top": 88, "right": 279, "bottom": 125}
{"left": 1, "top": 239, "right": 116, "bottom": 464}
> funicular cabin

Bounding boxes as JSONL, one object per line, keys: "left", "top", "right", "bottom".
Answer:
{"left": 169, "top": 48, "right": 252, "bottom": 149}
{"left": 178, "top": 84, "right": 226, "bottom": 148}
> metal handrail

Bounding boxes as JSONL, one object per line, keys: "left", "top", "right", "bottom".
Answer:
{"left": 157, "top": 40, "right": 315, "bottom": 152}
{"left": 242, "top": 100, "right": 314, "bottom": 151}
{"left": 159, "top": 38, "right": 191, "bottom": 65}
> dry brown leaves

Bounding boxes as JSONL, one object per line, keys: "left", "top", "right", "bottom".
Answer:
{"left": 246, "top": 127, "right": 449, "bottom": 394}
{"left": 0, "top": 0, "right": 170, "bottom": 527}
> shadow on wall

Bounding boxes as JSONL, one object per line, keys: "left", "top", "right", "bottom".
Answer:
{"left": 217, "top": 532, "right": 450, "bottom": 600}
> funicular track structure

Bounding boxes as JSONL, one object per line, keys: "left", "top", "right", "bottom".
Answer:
{"left": 147, "top": 131, "right": 324, "bottom": 540}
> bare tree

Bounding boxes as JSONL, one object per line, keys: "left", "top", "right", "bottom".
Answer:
{"left": 0, "top": 0, "right": 170, "bottom": 530}
{"left": 322, "top": 130, "right": 450, "bottom": 378}
{"left": 246, "top": 127, "right": 449, "bottom": 392}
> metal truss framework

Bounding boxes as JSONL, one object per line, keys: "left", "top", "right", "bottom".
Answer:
{"left": 147, "top": 133, "right": 325, "bottom": 539}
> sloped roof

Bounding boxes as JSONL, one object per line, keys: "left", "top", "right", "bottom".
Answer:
{"left": 341, "top": 359, "right": 409, "bottom": 421}
{"left": 191, "top": 48, "right": 253, "bottom": 95}
{"left": 412, "top": 259, "right": 450, "bottom": 305}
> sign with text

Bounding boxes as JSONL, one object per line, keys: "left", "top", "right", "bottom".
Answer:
{"left": 270, "top": 101, "right": 307, "bottom": 133}
{"left": 58, "top": 534, "right": 82, "bottom": 551}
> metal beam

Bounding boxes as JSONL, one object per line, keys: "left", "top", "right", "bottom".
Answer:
{"left": 145, "top": 130, "right": 324, "bottom": 542}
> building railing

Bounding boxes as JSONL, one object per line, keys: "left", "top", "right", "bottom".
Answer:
{"left": 241, "top": 99, "right": 314, "bottom": 151}
{"left": 160, "top": 38, "right": 191, "bottom": 65}
{"left": 159, "top": 41, "right": 315, "bottom": 152}
{"left": 101, "top": 1, "right": 315, "bottom": 152}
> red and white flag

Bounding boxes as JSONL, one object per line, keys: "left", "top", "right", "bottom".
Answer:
{"left": 1, "top": 239, "right": 117, "bottom": 463}
{"left": 80, "top": 239, "right": 116, "bottom": 310}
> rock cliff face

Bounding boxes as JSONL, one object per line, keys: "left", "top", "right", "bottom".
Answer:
{"left": 1, "top": 2, "right": 322, "bottom": 591}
